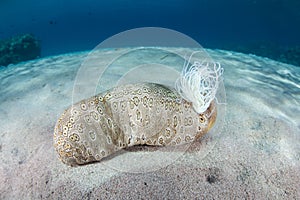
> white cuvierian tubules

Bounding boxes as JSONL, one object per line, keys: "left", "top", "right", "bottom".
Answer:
{"left": 175, "top": 52, "right": 224, "bottom": 114}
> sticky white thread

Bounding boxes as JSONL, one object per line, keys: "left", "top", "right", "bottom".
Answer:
{"left": 175, "top": 52, "right": 223, "bottom": 113}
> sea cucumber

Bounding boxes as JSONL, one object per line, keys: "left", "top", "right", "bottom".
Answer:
{"left": 53, "top": 83, "right": 217, "bottom": 166}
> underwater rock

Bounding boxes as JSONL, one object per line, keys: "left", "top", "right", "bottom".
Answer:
{"left": 0, "top": 34, "right": 41, "bottom": 67}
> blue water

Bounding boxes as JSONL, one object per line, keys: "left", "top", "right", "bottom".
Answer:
{"left": 1, "top": 0, "right": 300, "bottom": 63}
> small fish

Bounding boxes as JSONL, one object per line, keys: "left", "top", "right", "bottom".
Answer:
{"left": 160, "top": 54, "right": 169, "bottom": 60}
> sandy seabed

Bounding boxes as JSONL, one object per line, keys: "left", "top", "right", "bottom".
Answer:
{"left": 0, "top": 47, "right": 299, "bottom": 199}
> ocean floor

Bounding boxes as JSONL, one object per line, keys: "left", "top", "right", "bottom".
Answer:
{"left": 0, "top": 47, "right": 299, "bottom": 199}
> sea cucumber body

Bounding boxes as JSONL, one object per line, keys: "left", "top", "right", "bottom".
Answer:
{"left": 54, "top": 83, "right": 216, "bottom": 166}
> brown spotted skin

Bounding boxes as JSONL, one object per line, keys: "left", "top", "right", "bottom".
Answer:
{"left": 53, "top": 83, "right": 217, "bottom": 166}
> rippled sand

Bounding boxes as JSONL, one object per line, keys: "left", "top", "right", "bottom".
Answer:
{"left": 0, "top": 48, "right": 299, "bottom": 199}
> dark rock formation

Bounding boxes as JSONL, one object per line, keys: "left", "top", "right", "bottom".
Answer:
{"left": 0, "top": 34, "right": 41, "bottom": 66}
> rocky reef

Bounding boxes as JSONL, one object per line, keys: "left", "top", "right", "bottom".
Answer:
{"left": 0, "top": 34, "right": 41, "bottom": 67}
